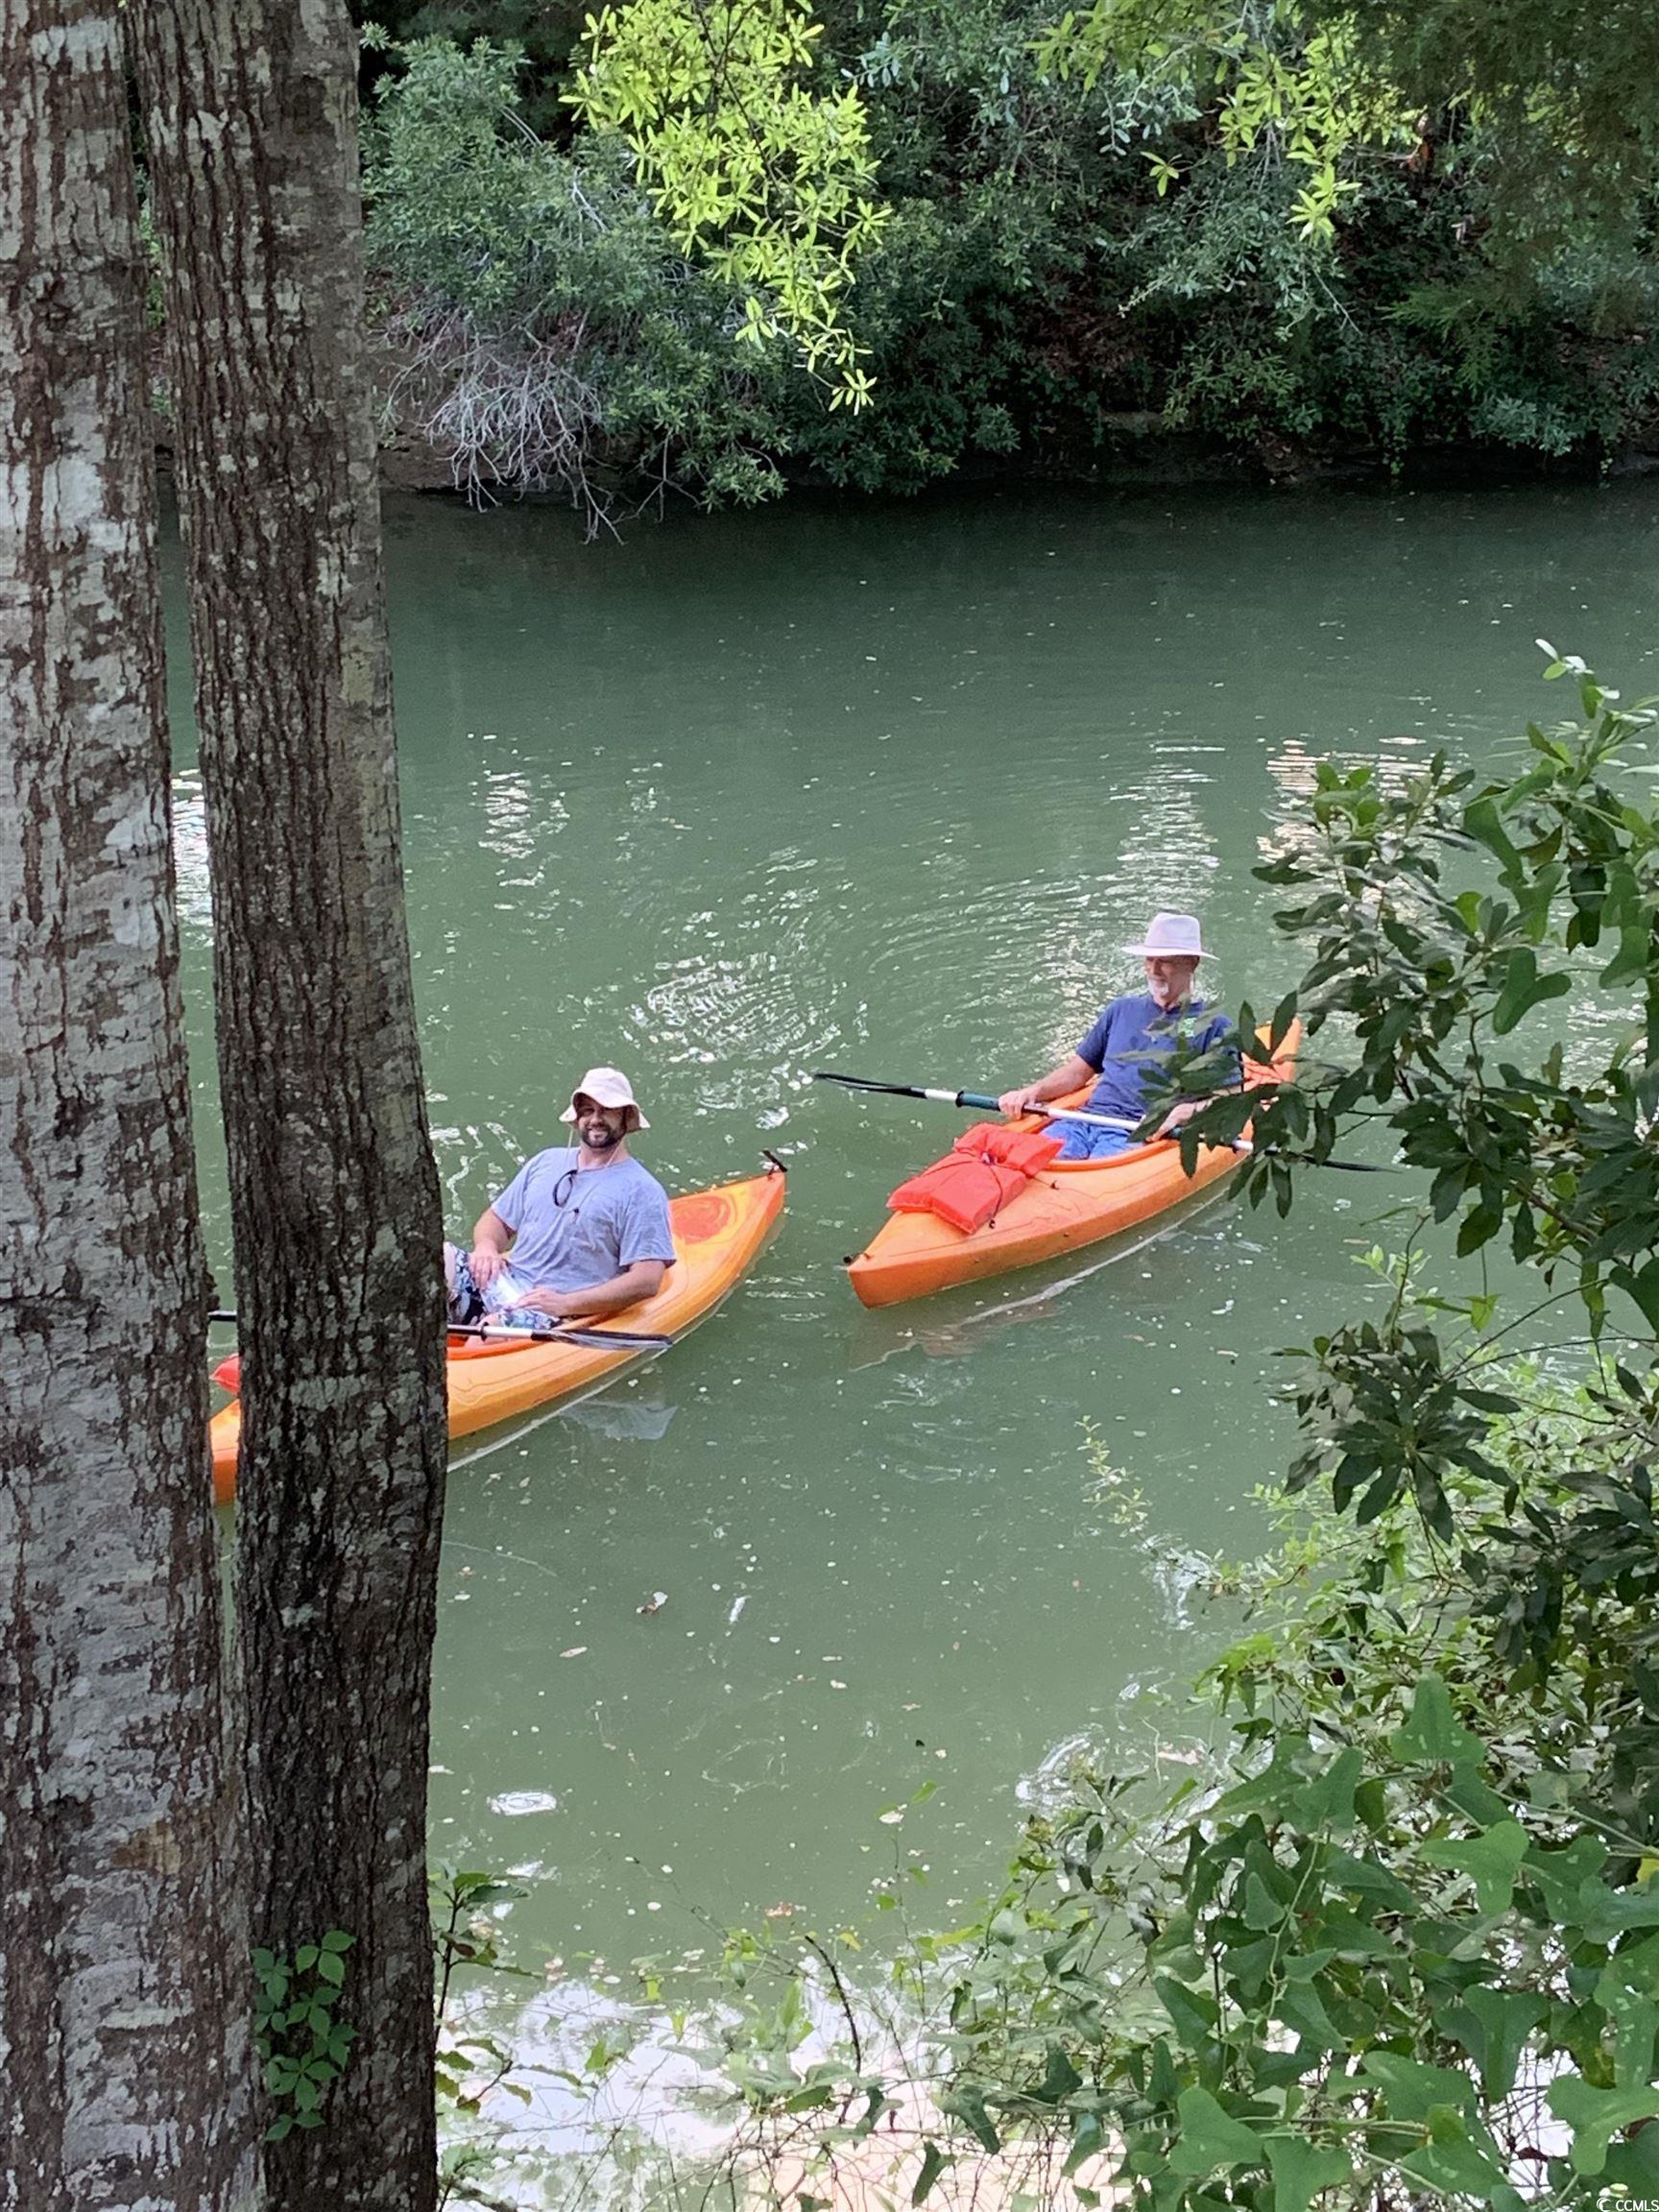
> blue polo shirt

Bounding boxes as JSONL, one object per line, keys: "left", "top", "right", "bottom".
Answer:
{"left": 1076, "top": 993, "right": 1238, "bottom": 1123}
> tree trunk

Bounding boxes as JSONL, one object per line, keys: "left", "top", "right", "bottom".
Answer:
{"left": 0, "top": 6, "right": 255, "bottom": 2208}
{"left": 132, "top": 5, "right": 449, "bottom": 2206}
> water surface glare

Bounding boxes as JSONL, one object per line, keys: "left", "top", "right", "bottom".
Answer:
{"left": 173, "top": 479, "right": 1659, "bottom": 1976}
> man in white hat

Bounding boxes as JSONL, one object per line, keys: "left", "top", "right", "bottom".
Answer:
{"left": 444, "top": 1067, "right": 675, "bottom": 1332}
{"left": 998, "top": 912, "right": 1238, "bottom": 1160}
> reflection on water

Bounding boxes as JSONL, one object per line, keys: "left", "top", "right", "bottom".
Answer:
{"left": 169, "top": 480, "right": 1659, "bottom": 2160}
{"left": 844, "top": 1197, "right": 1245, "bottom": 1370}
{"left": 559, "top": 1388, "right": 678, "bottom": 1444}
{"left": 170, "top": 767, "right": 212, "bottom": 932}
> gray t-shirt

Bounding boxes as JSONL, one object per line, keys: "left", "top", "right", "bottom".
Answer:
{"left": 490, "top": 1147, "right": 675, "bottom": 1302}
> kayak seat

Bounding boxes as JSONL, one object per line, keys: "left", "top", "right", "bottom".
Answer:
{"left": 887, "top": 1122, "right": 1064, "bottom": 1235}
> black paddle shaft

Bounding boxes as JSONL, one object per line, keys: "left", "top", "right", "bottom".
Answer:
{"left": 205, "top": 1309, "right": 671, "bottom": 1351}
{"left": 810, "top": 1070, "right": 1394, "bottom": 1171}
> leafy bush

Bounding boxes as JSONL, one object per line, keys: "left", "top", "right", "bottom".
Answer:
{"left": 356, "top": 2, "right": 1659, "bottom": 504}
{"left": 253, "top": 1933, "right": 357, "bottom": 2142}
{"left": 364, "top": 35, "right": 798, "bottom": 523}
{"left": 565, "top": 0, "right": 889, "bottom": 409}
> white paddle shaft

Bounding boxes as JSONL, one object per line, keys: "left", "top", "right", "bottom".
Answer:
{"left": 916, "top": 1086, "right": 1139, "bottom": 1132}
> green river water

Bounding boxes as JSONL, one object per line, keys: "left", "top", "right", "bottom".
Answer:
{"left": 170, "top": 478, "right": 1656, "bottom": 2136}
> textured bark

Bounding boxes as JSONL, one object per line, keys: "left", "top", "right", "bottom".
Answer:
{"left": 132, "top": 5, "right": 449, "bottom": 2206}
{"left": 0, "top": 7, "right": 255, "bottom": 2209}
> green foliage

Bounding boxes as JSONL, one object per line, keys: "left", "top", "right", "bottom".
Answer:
{"left": 1321, "top": 0, "right": 1659, "bottom": 262}
{"left": 252, "top": 1933, "right": 356, "bottom": 2143}
{"left": 1034, "top": 0, "right": 1407, "bottom": 245}
{"left": 565, "top": 0, "right": 889, "bottom": 406}
{"left": 702, "top": 1377, "right": 1659, "bottom": 2204}
{"left": 1162, "top": 661, "right": 1659, "bottom": 1851}
{"left": 362, "top": 0, "right": 589, "bottom": 134}
{"left": 705, "top": 1393, "right": 1659, "bottom": 2202}
{"left": 1040, "top": 0, "right": 1659, "bottom": 258}
{"left": 355, "top": 0, "right": 1659, "bottom": 502}
{"left": 1227, "top": 656, "right": 1659, "bottom": 1305}
{"left": 774, "top": 0, "right": 1120, "bottom": 490}
{"left": 363, "top": 35, "right": 797, "bottom": 520}
{"left": 430, "top": 1863, "right": 536, "bottom": 2119}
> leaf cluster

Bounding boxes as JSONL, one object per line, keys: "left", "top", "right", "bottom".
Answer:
{"left": 701, "top": 1367, "right": 1659, "bottom": 2205}
{"left": 430, "top": 1865, "right": 538, "bottom": 2128}
{"left": 565, "top": 0, "right": 890, "bottom": 407}
{"left": 1229, "top": 659, "right": 1659, "bottom": 1318}
{"left": 252, "top": 1932, "right": 357, "bottom": 2143}
{"left": 364, "top": 35, "right": 799, "bottom": 517}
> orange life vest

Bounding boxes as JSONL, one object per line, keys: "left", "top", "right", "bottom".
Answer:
{"left": 886, "top": 1122, "right": 1064, "bottom": 1235}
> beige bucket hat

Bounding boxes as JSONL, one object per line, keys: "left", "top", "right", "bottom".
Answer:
{"left": 561, "top": 1066, "right": 649, "bottom": 1129}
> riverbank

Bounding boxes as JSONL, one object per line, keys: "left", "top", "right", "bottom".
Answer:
{"left": 370, "top": 407, "right": 1659, "bottom": 500}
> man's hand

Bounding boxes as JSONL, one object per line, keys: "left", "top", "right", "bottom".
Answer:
{"left": 516, "top": 1286, "right": 569, "bottom": 1319}
{"left": 1157, "top": 1100, "right": 1201, "bottom": 1135}
{"left": 470, "top": 1244, "right": 507, "bottom": 1290}
{"left": 999, "top": 1085, "right": 1043, "bottom": 1118}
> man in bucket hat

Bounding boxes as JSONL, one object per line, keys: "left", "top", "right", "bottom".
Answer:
{"left": 444, "top": 1066, "right": 675, "bottom": 1333}
{"left": 998, "top": 912, "right": 1238, "bottom": 1161}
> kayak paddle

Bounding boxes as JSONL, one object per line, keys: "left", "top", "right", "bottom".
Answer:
{"left": 811, "top": 1070, "right": 1394, "bottom": 1170}
{"left": 446, "top": 1319, "right": 671, "bottom": 1349}
{"left": 207, "top": 1309, "right": 671, "bottom": 1352}
{"left": 812, "top": 1070, "right": 1136, "bottom": 1133}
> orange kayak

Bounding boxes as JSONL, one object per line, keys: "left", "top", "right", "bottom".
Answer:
{"left": 846, "top": 1031, "right": 1297, "bottom": 1310}
{"left": 209, "top": 1164, "right": 785, "bottom": 1502}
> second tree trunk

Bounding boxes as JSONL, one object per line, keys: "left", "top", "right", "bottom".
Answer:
{"left": 135, "top": 5, "right": 449, "bottom": 2206}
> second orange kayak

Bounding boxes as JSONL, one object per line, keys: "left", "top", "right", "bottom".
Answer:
{"left": 847, "top": 1031, "right": 1297, "bottom": 1309}
{"left": 210, "top": 1163, "right": 785, "bottom": 1502}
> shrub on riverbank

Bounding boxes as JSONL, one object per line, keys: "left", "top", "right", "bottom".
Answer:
{"left": 703, "top": 1377, "right": 1659, "bottom": 2207}
{"left": 358, "top": 1, "right": 1659, "bottom": 515}
{"left": 363, "top": 37, "right": 793, "bottom": 523}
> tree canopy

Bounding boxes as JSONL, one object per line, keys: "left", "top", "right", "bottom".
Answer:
{"left": 354, "top": 0, "right": 1659, "bottom": 517}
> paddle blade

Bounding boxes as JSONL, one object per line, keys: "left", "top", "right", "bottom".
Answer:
{"left": 812, "top": 1070, "right": 910, "bottom": 1094}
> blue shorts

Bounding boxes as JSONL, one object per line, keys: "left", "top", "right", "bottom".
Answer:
{"left": 1052, "top": 1120, "right": 1138, "bottom": 1162}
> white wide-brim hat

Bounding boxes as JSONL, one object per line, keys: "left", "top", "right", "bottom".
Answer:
{"left": 1123, "top": 910, "right": 1207, "bottom": 960}
{"left": 561, "top": 1066, "right": 649, "bottom": 1129}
